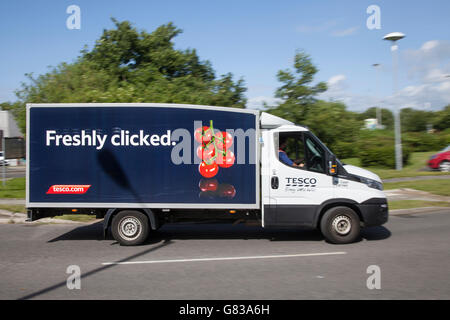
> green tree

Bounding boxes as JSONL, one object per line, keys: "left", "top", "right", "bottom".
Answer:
{"left": 303, "top": 101, "right": 363, "bottom": 158}
{"left": 266, "top": 51, "right": 365, "bottom": 158}
{"left": 400, "top": 108, "right": 434, "bottom": 132}
{"left": 268, "top": 51, "right": 327, "bottom": 123}
{"left": 433, "top": 105, "right": 450, "bottom": 131}
{"left": 10, "top": 19, "right": 247, "bottom": 133}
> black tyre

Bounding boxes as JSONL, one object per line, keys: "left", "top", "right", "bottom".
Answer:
{"left": 320, "top": 206, "right": 360, "bottom": 244}
{"left": 111, "top": 210, "right": 149, "bottom": 246}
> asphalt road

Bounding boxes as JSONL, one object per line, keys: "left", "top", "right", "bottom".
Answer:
{"left": 1, "top": 208, "right": 450, "bottom": 300}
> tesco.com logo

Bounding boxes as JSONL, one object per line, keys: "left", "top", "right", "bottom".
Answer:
{"left": 46, "top": 185, "right": 91, "bottom": 194}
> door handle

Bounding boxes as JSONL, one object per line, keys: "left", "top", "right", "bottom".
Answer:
{"left": 271, "top": 176, "right": 279, "bottom": 189}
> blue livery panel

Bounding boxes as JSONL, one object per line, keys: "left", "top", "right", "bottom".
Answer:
{"left": 29, "top": 106, "right": 257, "bottom": 205}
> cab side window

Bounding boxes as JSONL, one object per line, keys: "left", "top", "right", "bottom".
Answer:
{"left": 276, "top": 132, "right": 326, "bottom": 174}
{"left": 304, "top": 135, "right": 325, "bottom": 173}
{"left": 276, "top": 132, "right": 306, "bottom": 169}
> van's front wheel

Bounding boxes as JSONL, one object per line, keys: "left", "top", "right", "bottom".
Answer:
{"left": 320, "top": 206, "right": 360, "bottom": 244}
{"left": 111, "top": 210, "right": 149, "bottom": 246}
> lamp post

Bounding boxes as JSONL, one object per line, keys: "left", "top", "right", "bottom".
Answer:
{"left": 372, "top": 63, "right": 381, "bottom": 128}
{"left": 383, "top": 32, "right": 405, "bottom": 171}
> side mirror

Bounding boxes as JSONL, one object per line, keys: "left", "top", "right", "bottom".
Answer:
{"left": 328, "top": 156, "right": 338, "bottom": 176}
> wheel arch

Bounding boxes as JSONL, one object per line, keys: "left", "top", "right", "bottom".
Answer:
{"left": 314, "top": 199, "right": 363, "bottom": 228}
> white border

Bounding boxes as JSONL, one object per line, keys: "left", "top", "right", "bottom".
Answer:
{"left": 26, "top": 103, "right": 261, "bottom": 210}
{"left": 26, "top": 102, "right": 259, "bottom": 114}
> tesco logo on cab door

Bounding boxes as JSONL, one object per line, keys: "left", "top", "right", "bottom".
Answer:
{"left": 46, "top": 185, "right": 91, "bottom": 194}
{"left": 285, "top": 177, "right": 317, "bottom": 187}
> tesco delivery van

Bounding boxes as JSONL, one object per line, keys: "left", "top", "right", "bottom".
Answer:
{"left": 26, "top": 103, "right": 388, "bottom": 245}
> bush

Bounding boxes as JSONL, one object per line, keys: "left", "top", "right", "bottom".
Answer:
{"left": 358, "top": 132, "right": 411, "bottom": 168}
{"left": 332, "top": 141, "right": 358, "bottom": 159}
{"left": 440, "top": 128, "right": 450, "bottom": 146}
{"left": 402, "top": 132, "right": 447, "bottom": 152}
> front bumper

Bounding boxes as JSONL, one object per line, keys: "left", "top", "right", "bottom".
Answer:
{"left": 359, "top": 198, "right": 389, "bottom": 227}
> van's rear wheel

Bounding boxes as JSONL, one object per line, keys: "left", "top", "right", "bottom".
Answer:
{"left": 111, "top": 210, "right": 149, "bottom": 246}
{"left": 320, "top": 206, "right": 360, "bottom": 244}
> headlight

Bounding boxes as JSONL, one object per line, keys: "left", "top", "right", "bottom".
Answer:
{"left": 359, "top": 177, "right": 383, "bottom": 190}
{"left": 429, "top": 155, "right": 437, "bottom": 160}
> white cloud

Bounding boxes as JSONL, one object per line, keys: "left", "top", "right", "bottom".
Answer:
{"left": 246, "top": 96, "right": 282, "bottom": 109}
{"left": 403, "top": 40, "right": 450, "bottom": 83}
{"left": 296, "top": 20, "right": 337, "bottom": 34}
{"left": 328, "top": 74, "right": 346, "bottom": 87}
{"left": 424, "top": 68, "right": 450, "bottom": 82}
{"left": 393, "top": 81, "right": 450, "bottom": 110}
{"left": 318, "top": 40, "right": 450, "bottom": 112}
{"left": 321, "top": 74, "right": 351, "bottom": 101}
{"left": 331, "top": 26, "right": 359, "bottom": 37}
{"left": 421, "top": 40, "right": 439, "bottom": 51}
{"left": 296, "top": 21, "right": 358, "bottom": 37}
{"left": 437, "top": 81, "right": 450, "bottom": 92}
{"left": 319, "top": 71, "right": 450, "bottom": 112}
{"left": 248, "top": 40, "right": 450, "bottom": 113}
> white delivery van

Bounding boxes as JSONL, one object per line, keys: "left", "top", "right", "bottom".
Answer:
{"left": 27, "top": 103, "right": 388, "bottom": 245}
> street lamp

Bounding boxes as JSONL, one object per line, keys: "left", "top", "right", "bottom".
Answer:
{"left": 383, "top": 32, "right": 405, "bottom": 171}
{"left": 372, "top": 63, "right": 382, "bottom": 128}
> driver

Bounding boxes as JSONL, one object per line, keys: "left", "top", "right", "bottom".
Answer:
{"left": 279, "top": 138, "right": 305, "bottom": 168}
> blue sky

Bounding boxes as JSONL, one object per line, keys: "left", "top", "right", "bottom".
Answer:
{"left": 1, "top": 0, "right": 449, "bottom": 111}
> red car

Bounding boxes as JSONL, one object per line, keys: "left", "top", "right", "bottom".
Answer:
{"left": 428, "top": 145, "right": 450, "bottom": 172}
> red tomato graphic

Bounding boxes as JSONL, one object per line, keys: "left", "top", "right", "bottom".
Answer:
{"left": 198, "top": 161, "right": 219, "bottom": 178}
{"left": 216, "top": 150, "right": 235, "bottom": 168}
{"left": 194, "top": 126, "right": 213, "bottom": 144}
{"left": 215, "top": 131, "right": 233, "bottom": 150}
{"left": 196, "top": 143, "right": 215, "bottom": 161}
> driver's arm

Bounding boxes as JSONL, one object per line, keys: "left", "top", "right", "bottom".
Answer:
{"left": 279, "top": 151, "right": 295, "bottom": 166}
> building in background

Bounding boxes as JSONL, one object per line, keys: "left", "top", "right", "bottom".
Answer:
{"left": 0, "top": 110, "right": 22, "bottom": 138}
{"left": 0, "top": 110, "right": 23, "bottom": 166}
{"left": 364, "top": 118, "right": 378, "bottom": 130}
{"left": 364, "top": 118, "right": 385, "bottom": 130}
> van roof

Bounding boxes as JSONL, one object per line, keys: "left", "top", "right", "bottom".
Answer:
{"left": 260, "top": 112, "right": 308, "bottom": 131}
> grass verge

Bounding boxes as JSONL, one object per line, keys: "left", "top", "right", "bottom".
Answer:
{"left": 388, "top": 200, "right": 450, "bottom": 210}
{"left": 56, "top": 214, "right": 97, "bottom": 222}
{"left": 0, "top": 177, "right": 25, "bottom": 198}
{"left": 383, "top": 179, "right": 450, "bottom": 197}
{"left": 0, "top": 204, "right": 96, "bottom": 222}
{"left": 0, "top": 204, "right": 25, "bottom": 213}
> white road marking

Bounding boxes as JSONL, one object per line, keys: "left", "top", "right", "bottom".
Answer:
{"left": 102, "top": 251, "right": 347, "bottom": 265}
